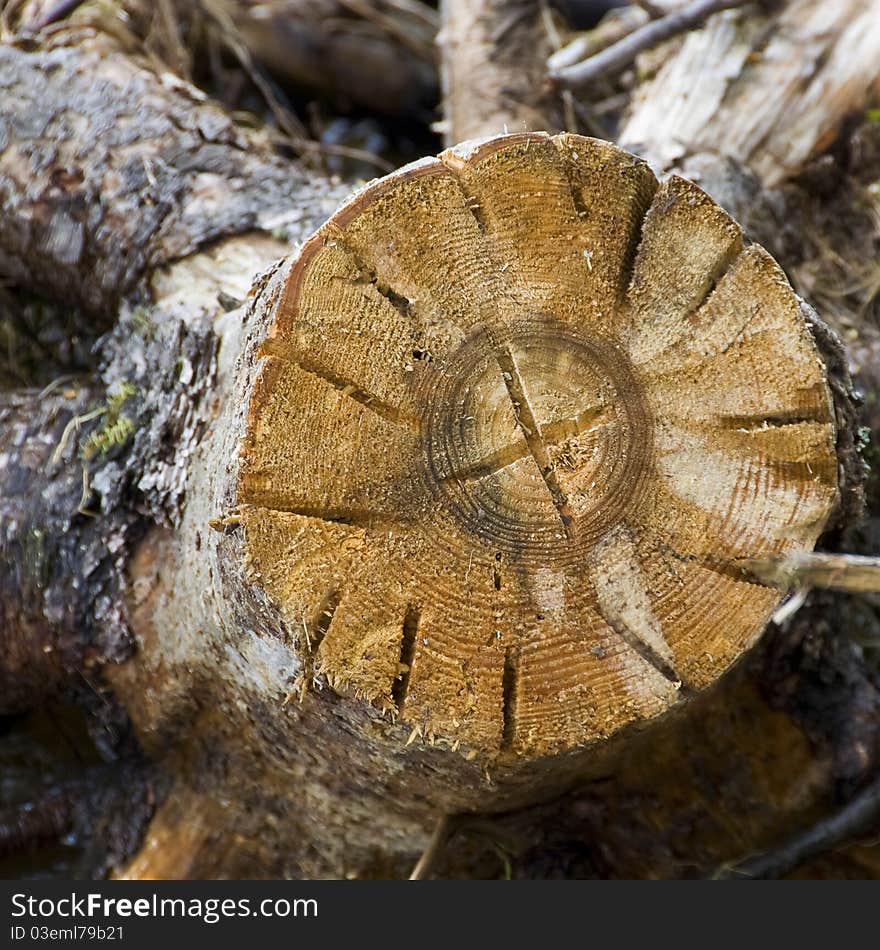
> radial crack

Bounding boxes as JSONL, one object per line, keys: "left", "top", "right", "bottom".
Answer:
{"left": 605, "top": 612, "right": 685, "bottom": 689}
{"left": 500, "top": 646, "right": 519, "bottom": 750}
{"left": 661, "top": 542, "right": 775, "bottom": 588}
{"left": 492, "top": 343, "right": 576, "bottom": 538}
{"left": 443, "top": 404, "right": 614, "bottom": 483}
{"left": 443, "top": 440, "right": 530, "bottom": 482}
{"left": 237, "top": 498, "right": 399, "bottom": 529}
{"left": 689, "top": 242, "right": 743, "bottom": 323}
{"left": 372, "top": 280, "right": 412, "bottom": 318}
{"left": 716, "top": 409, "right": 826, "bottom": 431}
{"left": 259, "top": 339, "right": 420, "bottom": 432}
{"left": 309, "top": 589, "right": 342, "bottom": 652}
{"left": 592, "top": 530, "right": 688, "bottom": 690}
{"left": 392, "top": 606, "right": 420, "bottom": 711}
{"left": 542, "top": 404, "right": 615, "bottom": 443}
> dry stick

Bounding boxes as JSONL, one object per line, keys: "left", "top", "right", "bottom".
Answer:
{"left": 548, "top": 5, "right": 649, "bottom": 73}
{"left": 198, "top": 1, "right": 311, "bottom": 142}
{"left": 409, "top": 813, "right": 452, "bottom": 880}
{"left": 154, "top": 0, "right": 193, "bottom": 81}
{"left": 740, "top": 553, "right": 880, "bottom": 595}
{"left": 716, "top": 774, "right": 880, "bottom": 879}
{"left": 263, "top": 126, "right": 395, "bottom": 175}
{"left": 633, "top": 0, "right": 666, "bottom": 17}
{"left": 539, "top": 0, "right": 578, "bottom": 132}
{"left": 385, "top": 0, "right": 440, "bottom": 31}
{"left": 24, "top": 0, "right": 85, "bottom": 30}
{"left": 549, "top": 0, "right": 753, "bottom": 89}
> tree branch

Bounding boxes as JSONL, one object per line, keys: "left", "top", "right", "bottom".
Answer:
{"left": 717, "top": 775, "right": 880, "bottom": 879}
{"left": 549, "top": 0, "right": 751, "bottom": 89}
{"left": 741, "top": 553, "right": 880, "bottom": 595}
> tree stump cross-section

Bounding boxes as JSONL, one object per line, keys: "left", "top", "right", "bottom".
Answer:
{"left": 239, "top": 132, "right": 838, "bottom": 765}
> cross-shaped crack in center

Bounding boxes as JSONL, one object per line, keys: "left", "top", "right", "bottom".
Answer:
{"left": 443, "top": 403, "right": 614, "bottom": 482}
{"left": 492, "top": 344, "right": 579, "bottom": 540}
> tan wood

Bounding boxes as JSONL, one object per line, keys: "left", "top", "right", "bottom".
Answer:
{"left": 238, "top": 131, "right": 839, "bottom": 763}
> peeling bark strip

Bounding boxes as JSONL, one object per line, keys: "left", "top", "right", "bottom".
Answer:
{"left": 0, "top": 39, "right": 307, "bottom": 314}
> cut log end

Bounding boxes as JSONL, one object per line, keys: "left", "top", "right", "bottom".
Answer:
{"left": 238, "top": 132, "right": 839, "bottom": 765}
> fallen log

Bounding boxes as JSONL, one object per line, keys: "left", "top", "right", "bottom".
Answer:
{"left": 1, "top": 1, "right": 879, "bottom": 878}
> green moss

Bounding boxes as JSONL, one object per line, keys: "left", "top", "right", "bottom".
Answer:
{"left": 128, "top": 305, "right": 156, "bottom": 340}
{"left": 80, "top": 381, "right": 137, "bottom": 461}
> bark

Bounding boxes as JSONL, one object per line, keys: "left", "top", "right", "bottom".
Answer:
{"left": 0, "top": 35, "right": 311, "bottom": 316}
{"left": 0, "top": 36, "right": 347, "bottom": 713}
{"left": 438, "top": 0, "right": 564, "bottom": 144}
{"left": 0, "top": 383, "right": 124, "bottom": 714}
{"left": 1, "top": 5, "right": 880, "bottom": 880}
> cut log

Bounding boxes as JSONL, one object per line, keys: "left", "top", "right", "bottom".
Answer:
{"left": 1, "top": 16, "right": 875, "bottom": 878}
{"left": 239, "top": 131, "right": 839, "bottom": 762}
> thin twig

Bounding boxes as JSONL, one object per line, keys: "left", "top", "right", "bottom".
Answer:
{"left": 549, "top": 0, "right": 753, "bottom": 90}
{"left": 570, "top": 96, "right": 609, "bottom": 139}
{"left": 770, "top": 586, "right": 810, "bottom": 625}
{"left": 539, "top": 0, "right": 578, "bottom": 133}
{"left": 740, "top": 553, "right": 880, "bottom": 595}
{"left": 264, "top": 127, "right": 394, "bottom": 175}
{"left": 409, "top": 813, "right": 452, "bottom": 880}
{"left": 154, "top": 0, "right": 192, "bottom": 81}
{"left": 548, "top": 5, "right": 650, "bottom": 73}
{"left": 49, "top": 406, "right": 103, "bottom": 469}
{"left": 37, "top": 374, "right": 80, "bottom": 401}
{"left": 634, "top": 0, "right": 667, "bottom": 17}
{"left": 198, "top": 0, "right": 311, "bottom": 142}
{"left": 716, "top": 775, "right": 880, "bottom": 879}
{"left": 24, "top": 0, "right": 84, "bottom": 31}
{"left": 384, "top": 0, "right": 439, "bottom": 32}
{"left": 200, "top": 0, "right": 393, "bottom": 174}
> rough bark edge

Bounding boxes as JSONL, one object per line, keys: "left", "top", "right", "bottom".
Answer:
{"left": 0, "top": 39, "right": 309, "bottom": 316}
{"left": 800, "top": 299, "right": 867, "bottom": 536}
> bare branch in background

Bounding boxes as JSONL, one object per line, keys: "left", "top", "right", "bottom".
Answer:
{"left": 716, "top": 776, "right": 880, "bottom": 879}
{"left": 549, "top": 0, "right": 752, "bottom": 89}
